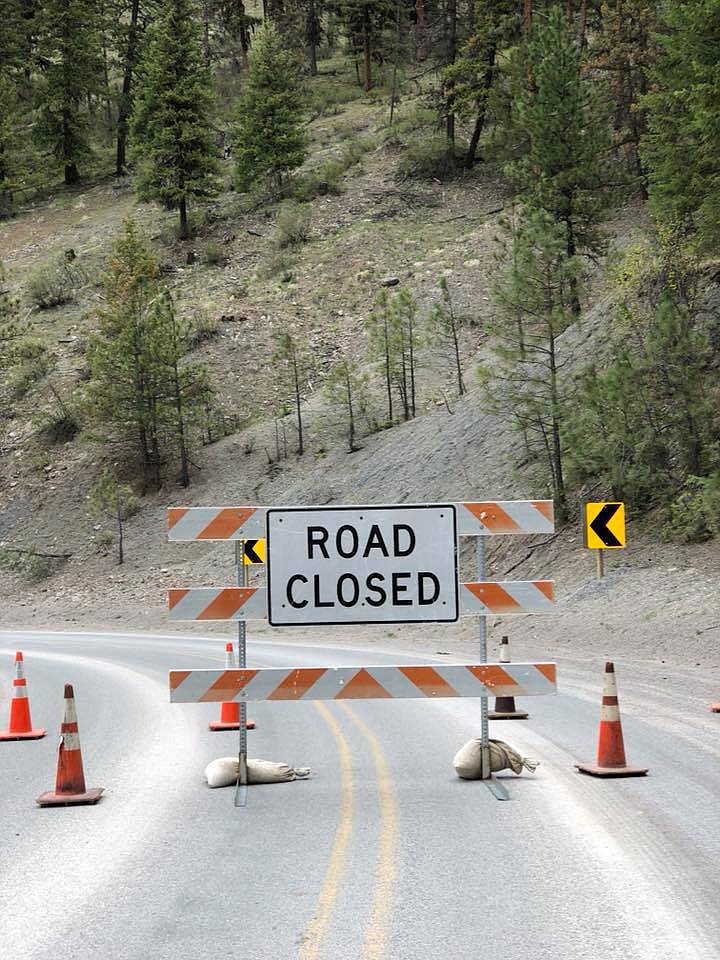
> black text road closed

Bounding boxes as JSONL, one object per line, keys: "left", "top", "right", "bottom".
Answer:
{"left": 266, "top": 505, "right": 458, "bottom": 626}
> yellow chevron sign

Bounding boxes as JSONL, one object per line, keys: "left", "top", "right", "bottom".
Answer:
{"left": 585, "top": 502, "right": 625, "bottom": 549}
{"left": 243, "top": 539, "right": 266, "bottom": 564}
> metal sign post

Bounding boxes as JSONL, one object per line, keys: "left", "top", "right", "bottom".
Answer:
{"left": 476, "top": 537, "right": 509, "bottom": 801}
{"left": 234, "top": 540, "right": 249, "bottom": 809}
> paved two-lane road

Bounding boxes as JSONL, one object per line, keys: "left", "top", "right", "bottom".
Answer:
{"left": 1, "top": 630, "right": 719, "bottom": 960}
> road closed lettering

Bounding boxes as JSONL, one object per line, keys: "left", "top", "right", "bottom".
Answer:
{"left": 266, "top": 505, "right": 458, "bottom": 625}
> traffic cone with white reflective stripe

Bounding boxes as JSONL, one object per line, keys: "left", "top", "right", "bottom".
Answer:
{"left": 710, "top": 703, "right": 720, "bottom": 713}
{"left": 575, "top": 662, "right": 648, "bottom": 778}
{"left": 489, "top": 636, "right": 528, "bottom": 720}
{"left": 36, "top": 684, "right": 103, "bottom": 806}
{"left": 209, "top": 643, "right": 255, "bottom": 731}
{"left": 0, "top": 651, "right": 46, "bottom": 741}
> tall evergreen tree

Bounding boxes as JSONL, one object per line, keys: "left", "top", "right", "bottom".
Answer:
{"left": 273, "top": 330, "right": 308, "bottom": 455}
{"left": 34, "top": 0, "right": 104, "bottom": 185}
{"left": 131, "top": 0, "right": 219, "bottom": 239}
{"left": 641, "top": 0, "right": 720, "bottom": 250}
{"left": 507, "top": 6, "right": 612, "bottom": 313}
{"left": 480, "top": 206, "right": 582, "bottom": 517}
{"left": 233, "top": 22, "right": 308, "bottom": 191}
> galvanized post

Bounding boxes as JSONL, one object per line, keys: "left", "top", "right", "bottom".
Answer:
{"left": 596, "top": 547, "right": 605, "bottom": 580}
{"left": 234, "top": 540, "right": 249, "bottom": 807}
{"left": 476, "top": 537, "right": 490, "bottom": 779}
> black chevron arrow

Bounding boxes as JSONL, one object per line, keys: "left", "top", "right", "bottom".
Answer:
{"left": 589, "top": 503, "right": 621, "bottom": 547}
{"left": 244, "top": 540, "right": 263, "bottom": 564}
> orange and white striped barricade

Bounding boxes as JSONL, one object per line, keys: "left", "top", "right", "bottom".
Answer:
{"left": 209, "top": 643, "right": 256, "bottom": 731}
{"left": 0, "top": 651, "right": 46, "bottom": 741}
{"left": 169, "top": 662, "right": 557, "bottom": 703}
{"left": 167, "top": 581, "right": 555, "bottom": 621}
{"left": 575, "top": 662, "right": 648, "bottom": 778}
{"left": 37, "top": 684, "right": 103, "bottom": 806}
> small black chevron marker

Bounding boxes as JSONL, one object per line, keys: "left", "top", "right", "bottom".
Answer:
{"left": 244, "top": 540, "right": 265, "bottom": 564}
{"left": 589, "top": 503, "right": 622, "bottom": 547}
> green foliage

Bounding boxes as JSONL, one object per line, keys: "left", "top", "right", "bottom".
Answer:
{"left": 190, "top": 311, "right": 220, "bottom": 348}
{"left": 321, "top": 353, "right": 374, "bottom": 452}
{"left": 507, "top": 6, "right": 613, "bottom": 275}
{"left": 480, "top": 205, "right": 583, "bottom": 516}
{"left": 565, "top": 234, "right": 719, "bottom": 513}
{"left": 366, "top": 287, "right": 420, "bottom": 422}
{"left": 396, "top": 138, "right": 460, "bottom": 182}
{"left": 233, "top": 23, "right": 308, "bottom": 191}
{"left": 33, "top": 0, "right": 104, "bottom": 184}
{"left": 664, "top": 473, "right": 720, "bottom": 543}
{"left": 0, "top": 548, "right": 51, "bottom": 581}
{"left": 4, "top": 337, "right": 52, "bottom": 397}
{"left": 306, "top": 78, "right": 361, "bottom": 117}
{"left": 131, "top": 0, "right": 219, "bottom": 239}
{"left": 275, "top": 202, "right": 311, "bottom": 249}
{"left": 273, "top": 329, "right": 309, "bottom": 455}
{"left": 202, "top": 240, "right": 227, "bottom": 266}
{"left": 25, "top": 254, "right": 84, "bottom": 309}
{"left": 641, "top": 0, "right": 720, "bottom": 250}
{"left": 427, "top": 277, "right": 466, "bottom": 396}
{"left": 88, "top": 468, "right": 141, "bottom": 564}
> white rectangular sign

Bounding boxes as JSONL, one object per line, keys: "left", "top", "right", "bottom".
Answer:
{"left": 266, "top": 504, "right": 458, "bottom": 626}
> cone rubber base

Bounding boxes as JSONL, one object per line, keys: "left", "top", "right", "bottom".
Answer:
{"left": 0, "top": 728, "right": 46, "bottom": 741}
{"left": 489, "top": 711, "right": 528, "bottom": 720}
{"left": 208, "top": 719, "right": 256, "bottom": 731}
{"left": 36, "top": 787, "right": 104, "bottom": 807}
{"left": 575, "top": 763, "right": 648, "bottom": 778}
{"left": 710, "top": 704, "right": 720, "bottom": 713}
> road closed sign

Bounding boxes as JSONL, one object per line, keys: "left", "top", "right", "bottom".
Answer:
{"left": 266, "top": 504, "right": 458, "bottom": 626}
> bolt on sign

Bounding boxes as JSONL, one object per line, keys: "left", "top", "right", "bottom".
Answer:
{"left": 585, "top": 502, "right": 626, "bottom": 549}
{"left": 243, "top": 539, "right": 265, "bottom": 565}
{"left": 266, "top": 504, "right": 458, "bottom": 626}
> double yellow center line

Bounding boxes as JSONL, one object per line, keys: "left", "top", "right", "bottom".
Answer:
{"left": 297, "top": 703, "right": 399, "bottom": 960}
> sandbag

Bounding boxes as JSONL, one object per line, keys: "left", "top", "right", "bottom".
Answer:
{"left": 204, "top": 757, "right": 311, "bottom": 788}
{"left": 453, "top": 738, "right": 539, "bottom": 780}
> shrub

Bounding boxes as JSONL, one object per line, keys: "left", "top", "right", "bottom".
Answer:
{"left": 275, "top": 202, "right": 311, "bottom": 249}
{"left": 35, "top": 408, "right": 80, "bottom": 444}
{"left": 6, "top": 359, "right": 50, "bottom": 397}
{"left": 92, "top": 529, "right": 115, "bottom": 554}
{"left": 189, "top": 312, "right": 220, "bottom": 349}
{"left": 202, "top": 240, "right": 227, "bottom": 266}
{"left": 25, "top": 255, "right": 84, "bottom": 309}
{"left": 306, "top": 80, "right": 361, "bottom": 117}
{"left": 0, "top": 548, "right": 51, "bottom": 581}
{"left": 664, "top": 473, "right": 720, "bottom": 543}
{"left": 396, "top": 137, "right": 461, "bottom": 181}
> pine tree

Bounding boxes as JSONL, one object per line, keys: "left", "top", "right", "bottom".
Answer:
{"left": 322, "top": 353, "right": 373, "bottom": 452}
{"left": 273, "top": 330, "right": 309, "bottom": 455}
{"left": 641, "top": 0, "right": 720, "bottom": 250}
{"left": 365, "top": 287, "right": 420, "bottom": 423}
{"left": 131, "top": 0, "right": 219, "bottom": 239}
{"left": 590, "top": 0, "right": 656, "bottom": 191}
{"left": 86, "top": 220, "right": 165, "bottom": 489}
{"left": 480, "top": 206, "right": 582, "bottom": 518}
{"left": 507, "top": 5, "right": 612, "bottom": 313}
{"left": 34, "top": 0, "right": 104, "bottom": 185}
{"left": 442, "top": 0, "right": 518, "bottom": 169}
{"left": 148, "top": 290, "right": 212, "bottom": 487}
{"left": 88, "top": 469, "right": 140, "bottom": 564}
{"left": 233, "top": 22, "right": 308, "bottom": 191}
{"left": 427, "top": 277, "right": 466, "bottom": 397}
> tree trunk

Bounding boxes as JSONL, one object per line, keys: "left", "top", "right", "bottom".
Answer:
{"left": 547, "top": 323, "right": 567, "bottom": 519}
{"left": 346, "top": 368, "right": 356, "bottom": 452}
{"left": 415, "top": 0, "right": 426, "bottom": 61}
{"left": 451, "top": 316, "right": 464, "bottom": 395}
{"left": 384, "top": 318, "right": 393, "bottom": 423}
{"left": 116, "top": 506, "right": 124, "bottom": 565}
{"left": 292, "top": 353, "right": 304, "bottom": 454}
{"left": 64, "top": 162, "right": 79, "bottom": 185}
{"left": 116, "top": 0, "right": 141, "bottom": 176}
{"left": 179, "top": 197, "right": 189, "bottom": 240}
{"left": 464, "top": 44, "right": 496, "bottom": 169}
{"left": 306, "top": 0, "right": 319, "bottom": 76}
{"left": 445, "top": 0, "right": 457, "bottom": 158}
{"left": 362, "top": 6, "right": 372, "bottom": 92}
{"left": 523, "top": 0, "right": 532, "bottom": 31}
{"left": 577, "top": 0, "right": 588, "bottom": 49}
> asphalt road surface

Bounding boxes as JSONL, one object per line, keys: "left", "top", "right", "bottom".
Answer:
{"left": 1, "top": 629, "right": 719, "bottom": 960}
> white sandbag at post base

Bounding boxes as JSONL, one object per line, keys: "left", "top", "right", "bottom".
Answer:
{"left": 204, "top": 756, "right": 311, "bottom": 788}
{"left": 453, "top": 738, "right": 539, "bottom": 779}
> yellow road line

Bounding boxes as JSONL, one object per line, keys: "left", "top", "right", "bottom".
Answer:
{"left": 297, "top": 702, "right": 354, "bottom": 960}
{"left": 340, "top": 703, "right": 399, "bottom": 960}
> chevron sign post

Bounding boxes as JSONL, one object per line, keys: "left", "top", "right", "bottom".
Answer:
{"left": 166, "top": 499, "right": 557, "bottom": 802}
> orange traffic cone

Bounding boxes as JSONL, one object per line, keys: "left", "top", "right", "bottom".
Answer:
{"left": 710, "top": 703, "right": 720, "bottom": 713}
{"left": 0, "top": 651, "right": 46, "bottom": 741}
{"left": 489, "top": 636, "right": 528, "bottom": 720}
{"left": 36, "top": 684, "right": 103, "bottom": 806}
{"left": 575, "top": 662, "right": 648, "bottom": 778}
{"left": 209, "top": 643, "right": 255, "bottom": 732}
